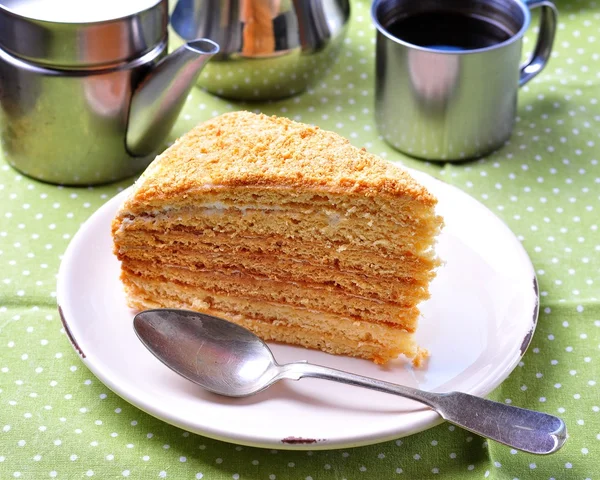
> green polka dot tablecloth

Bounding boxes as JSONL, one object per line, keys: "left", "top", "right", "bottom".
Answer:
{"left": 1, "top": 0, "right": 599, "bottom": 478}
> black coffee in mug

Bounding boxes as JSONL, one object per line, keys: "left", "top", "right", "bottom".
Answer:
{"left": 385, "top": 11, "right": 515, "bottom": 51}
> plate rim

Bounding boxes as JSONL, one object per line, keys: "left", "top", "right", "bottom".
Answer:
{"left": 56, "top": 170, "right": 539, "bottom": 450}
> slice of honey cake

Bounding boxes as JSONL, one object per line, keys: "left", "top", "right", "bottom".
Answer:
{"left": 112, "top": 111, "right": 443, "bottom": 365}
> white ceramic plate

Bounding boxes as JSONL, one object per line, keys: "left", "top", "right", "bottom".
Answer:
{"left": 57, "top": 170, "right": 538, "bottom": 450}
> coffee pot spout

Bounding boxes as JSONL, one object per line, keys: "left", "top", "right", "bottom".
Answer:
{"left": 126, "top": 39, "right": 219, "bottom": 157}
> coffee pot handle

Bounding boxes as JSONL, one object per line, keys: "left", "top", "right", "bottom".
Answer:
{"left": 519, "top": 0, "right": 558, "bottom": 87}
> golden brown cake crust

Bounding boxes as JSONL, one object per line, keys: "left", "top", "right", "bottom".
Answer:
{"left": 126, "top": 111, "right": 437, "bottom": 209}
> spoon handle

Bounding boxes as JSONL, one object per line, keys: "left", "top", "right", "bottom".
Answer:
{"left": 280, "top": 363, "right": 567, "bottom": 454}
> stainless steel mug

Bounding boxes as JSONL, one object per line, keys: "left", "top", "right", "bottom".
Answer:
{"left": 372, "top": 0, "right": 557, "bottom": 161}
{"left": 170, "top": 0, "right": 350, "bottom": 100}
{"left": 0, "top": 0, "right": 218, "bottom": 185}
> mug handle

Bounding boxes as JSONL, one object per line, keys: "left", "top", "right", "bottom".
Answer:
{"left": 519, "top": 0, "right": 558, "bottom": 86}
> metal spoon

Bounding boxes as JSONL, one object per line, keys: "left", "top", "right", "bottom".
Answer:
{"left": 133, "top": 308, "right": 567, "bottom": 454}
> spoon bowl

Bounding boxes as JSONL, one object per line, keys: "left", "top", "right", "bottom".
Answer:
{"left": 134, "top": 309, "right": 279, "bottom": 397}
{"left": 134, "top": 308, "right": 567, "bottom": 455}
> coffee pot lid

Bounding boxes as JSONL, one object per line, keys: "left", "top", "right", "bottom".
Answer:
{"left": 0, "top": 0, "right": 167, "bottom": 68}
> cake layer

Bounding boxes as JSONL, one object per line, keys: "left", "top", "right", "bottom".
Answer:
{"left": 115, "top": 232, "right": 437, "bottom": 285}
{"left": 115, "top": 239, "right": 436, "bottom": 289}
{"left": 120, "top": 187, "right": 439, "bottom": 233}
{"left": 123, "top": 185, "right": 435, "bottom": 215}
{"left": 114, "top": 229, "right": 438, "bottom": 292}
{"left": 117, "top": 207, "right": 437, "bottom": 256}
{"left": 122, "top": 274, "right": 421, "bottom": 364}
{"left": 114, "top": 224, "right": 438, "bottom": 270}
{"left": 122, "top": 261, "right": 420, "bottom": 329}
{"left": 118, "top": 247, "right": 431, "bottom": 304}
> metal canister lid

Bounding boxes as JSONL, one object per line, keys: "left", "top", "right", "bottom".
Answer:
{"left": 0, "top": 0, "right": 167, "bottom": 68}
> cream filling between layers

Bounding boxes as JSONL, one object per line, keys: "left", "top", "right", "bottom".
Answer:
{"left": 122, "top": 185, "right": 441, "bottom": 229}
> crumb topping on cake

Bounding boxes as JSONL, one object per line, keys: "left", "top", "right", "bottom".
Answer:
{"left": 129, "top": 111, "right": 437, "bottom": 207}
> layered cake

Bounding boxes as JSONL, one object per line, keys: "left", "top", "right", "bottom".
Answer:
{"left": 112, "top": 112, "right": 443, "bottom": 364}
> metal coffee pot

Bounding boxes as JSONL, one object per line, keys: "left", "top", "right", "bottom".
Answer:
{"left": 170, "top": 0, "right": 350, "bottom": 101}
{"left": 0, "top": 0, "right": 219, "bottom": 185}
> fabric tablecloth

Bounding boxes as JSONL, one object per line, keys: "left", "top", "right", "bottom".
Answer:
{"left": 1, "top": 0, "right": 598, "bottom": 478}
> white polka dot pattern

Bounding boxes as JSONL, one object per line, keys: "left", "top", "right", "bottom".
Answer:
{"left": 0, "top": 0, "right": 598, "bottom": 478}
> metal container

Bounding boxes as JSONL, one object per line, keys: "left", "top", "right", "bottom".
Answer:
{"left": 372, "top": 0, "right": 557, "bottom": 161}
{"left": 171, "top": 0, "right": 350, "bottom": 101}
{"left": 0, "top": 0, "right": 218, "bottom": 185}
